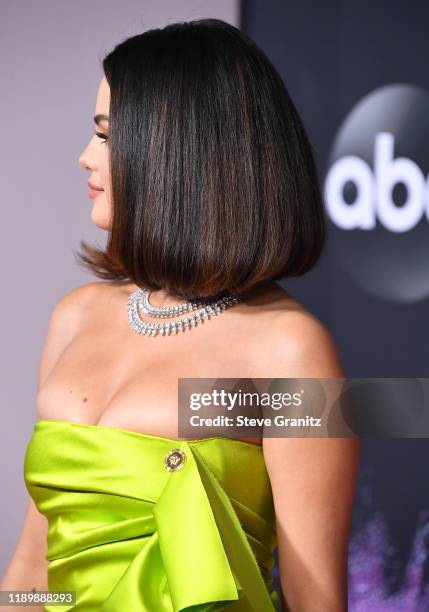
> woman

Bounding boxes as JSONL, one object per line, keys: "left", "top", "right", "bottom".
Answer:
{"left": 1, "top": 18, "right": 360, "bottom": 612}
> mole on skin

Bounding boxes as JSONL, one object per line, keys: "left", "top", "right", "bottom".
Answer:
{"left": 83, "top": 398, "right": 88, "bottom": 403}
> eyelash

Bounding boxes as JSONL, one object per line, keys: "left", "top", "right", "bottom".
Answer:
{"left": 95, "top": 131, "right": 108, "bottom": 143}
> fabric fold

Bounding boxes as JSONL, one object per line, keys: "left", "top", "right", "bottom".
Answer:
{"left": 154, "top": 440, "right": 241, "bottom": 610}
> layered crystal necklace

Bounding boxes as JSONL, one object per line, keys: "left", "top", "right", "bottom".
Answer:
{"left": 128, "top": 286, "right": 240, "bottom": 337}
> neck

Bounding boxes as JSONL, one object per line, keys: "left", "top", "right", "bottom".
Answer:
{"left": 147, "top": 287, "right": 190, "bottom": 308}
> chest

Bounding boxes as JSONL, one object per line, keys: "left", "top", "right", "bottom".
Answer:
{"left": 36, "top": 320, "right": 263, "bottom": 438}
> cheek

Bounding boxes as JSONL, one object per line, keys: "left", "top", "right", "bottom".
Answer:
{"left": 99, "top": 152, "right": 111, "bottom": 196}
{"left": 90, "top": 191, "right": 112, "bottom": 230}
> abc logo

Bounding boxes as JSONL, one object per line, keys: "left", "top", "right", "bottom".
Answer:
{"left": 325, "top": 132, "right": 429, "bottom": 233}
{"left": 323, "top": 84, "right": 429, "bottom": 303}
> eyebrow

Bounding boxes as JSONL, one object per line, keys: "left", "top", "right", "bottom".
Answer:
{"left": 94, "top": 114, "right": 109, "bottom": 126}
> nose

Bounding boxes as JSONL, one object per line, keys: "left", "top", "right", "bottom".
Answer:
{"left": 78, "top": 143, "right": 95, "bottom": 171}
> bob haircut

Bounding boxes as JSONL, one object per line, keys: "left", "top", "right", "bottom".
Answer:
{"left": 76, "top": 18, "right": 326, "bottom": 301}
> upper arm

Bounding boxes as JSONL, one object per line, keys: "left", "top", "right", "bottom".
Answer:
{"left": 0, "top": 496, "right": 49, "bottom": 591}
{"left": 14, "top": 496, "right": 49, "bottom": 567}
{"left": 263, "top": 311, "right": 360, "bottom": 611}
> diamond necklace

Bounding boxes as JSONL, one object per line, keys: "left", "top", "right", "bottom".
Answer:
{"left": 127, "top": 286, "right": 240, "bottom": 337}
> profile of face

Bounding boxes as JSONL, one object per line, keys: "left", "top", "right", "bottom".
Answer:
{"left": 78, "top": 75, "right": 112, "bottom": 230}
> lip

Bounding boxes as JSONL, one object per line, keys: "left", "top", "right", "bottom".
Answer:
{"left": 88, "top": 180, "right": 104, "bottom": 191}
{"left": 88, "top": 180, "right": 104, "bottom": 199}
{"left": 88, "top": 189, "right": 104, "bottom": 199}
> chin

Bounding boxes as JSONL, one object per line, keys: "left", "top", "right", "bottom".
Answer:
{"left": 90, "top": 204, "right": 112, "bottom": 230}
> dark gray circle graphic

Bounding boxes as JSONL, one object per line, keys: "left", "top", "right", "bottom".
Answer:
{"left": 324, "top": 84, "right": 429, "bottom": 303}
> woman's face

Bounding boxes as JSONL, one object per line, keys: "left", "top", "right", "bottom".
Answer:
{"left": 78, "top": 75, "right": 112, "bottom": 230}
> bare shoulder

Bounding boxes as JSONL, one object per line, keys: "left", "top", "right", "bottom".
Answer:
{"left": 275, "top": 306, "right": 344, "bottom": 377}
{"left": 47, "top": 280, "right": 110, "bottom": 336}
{"left": 37, "top": 281, "right": 111, "bottom": 388}
{"left": 248, "top": 283, "right": 344, "bottom": 378}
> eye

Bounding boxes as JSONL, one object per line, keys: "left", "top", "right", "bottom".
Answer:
{"left": 95, "top": 131, "right": 108, "bottom": 144}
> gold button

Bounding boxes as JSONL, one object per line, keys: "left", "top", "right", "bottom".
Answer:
{"left": 164, "top": 448, "right": 186, "bottom": 471}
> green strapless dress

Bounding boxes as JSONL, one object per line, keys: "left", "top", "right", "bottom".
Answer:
{"left": 23, "top": 419, "right": 280, "bottom": 611}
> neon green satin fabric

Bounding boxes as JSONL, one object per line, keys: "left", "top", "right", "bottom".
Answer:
{"left": 23, "top": 419, "right": 280, "bottom": 611}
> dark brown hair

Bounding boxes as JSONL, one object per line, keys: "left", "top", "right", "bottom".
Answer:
{"left": 75, "top": 18, "right": 326, "bottom": 301}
